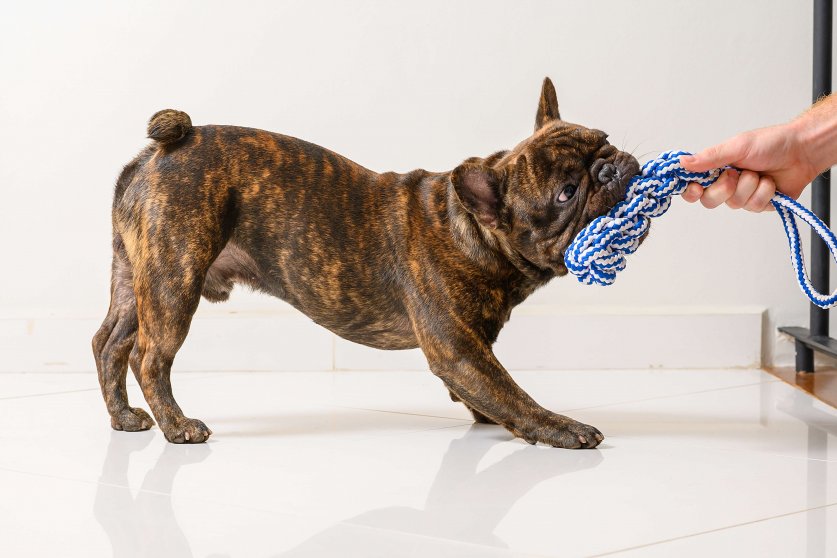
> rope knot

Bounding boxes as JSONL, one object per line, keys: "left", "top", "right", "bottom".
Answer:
{"left": 565, "top": 150, "right": 720, "bottom": 286}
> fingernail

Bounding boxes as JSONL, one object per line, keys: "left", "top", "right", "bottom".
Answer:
{"left": 680, "top": 155, "right": 695, "bottom": 164}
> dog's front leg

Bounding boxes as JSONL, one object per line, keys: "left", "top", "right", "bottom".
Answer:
{"left": 446, "top": 386, "right": 497, "bottom": 424}
{"left": 418, "top": 330, "right": 603, "bottom": 449}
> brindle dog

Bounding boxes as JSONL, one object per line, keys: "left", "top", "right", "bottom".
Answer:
{"left": 92, "top": 78, "right": 639, "bottom": 448}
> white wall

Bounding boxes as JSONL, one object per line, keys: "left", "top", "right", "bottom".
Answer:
{"left": 0, "top": 0, "right": 832, "bottom": 369}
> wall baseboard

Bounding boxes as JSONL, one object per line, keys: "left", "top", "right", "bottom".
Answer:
{"left": 0, "top": 305, "right": 764, "bottom": 373}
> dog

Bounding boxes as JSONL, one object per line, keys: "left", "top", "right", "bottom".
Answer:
{"left": 92, "top": 77, "right": 639, "bottom": 448}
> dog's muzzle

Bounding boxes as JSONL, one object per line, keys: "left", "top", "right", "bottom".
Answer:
{"left": 592, "top": 153, "right": 639, "bottom": 193}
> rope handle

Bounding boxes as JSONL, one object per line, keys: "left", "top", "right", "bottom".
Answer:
{"left": 771, "top": 192, "right": 837, "bottom": 308}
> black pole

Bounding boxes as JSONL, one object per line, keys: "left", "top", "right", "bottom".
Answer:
{"left": 805, "top": 0, "right": 833, "bottom": 371}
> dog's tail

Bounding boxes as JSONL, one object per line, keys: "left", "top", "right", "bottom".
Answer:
{"left": 147, "top": 109, "right": 193, "bottom": 146}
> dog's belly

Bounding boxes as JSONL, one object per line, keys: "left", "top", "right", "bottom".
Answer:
{"left": 327, "top": 320, "right": 420, "bottom": 351}
{"left": 203, "top": 242, "right": 420, "bottom": 351}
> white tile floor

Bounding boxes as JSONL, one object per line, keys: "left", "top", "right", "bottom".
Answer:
{"left": 1, "top": 369, "right": 835, "bottom": 557}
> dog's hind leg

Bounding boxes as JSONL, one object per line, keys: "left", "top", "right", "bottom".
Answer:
{"left": 128, "top": 256, "right": 214, "bottom": 443}
{"left": 124, "top": 204, "right": 228, "bottom": 444}
{"left": 92, "top": 240, "right": 154, "bottom": 432}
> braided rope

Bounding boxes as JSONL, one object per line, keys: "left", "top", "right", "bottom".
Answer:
{"left": 564, "top": 150, "right": 837, "bottom": 309}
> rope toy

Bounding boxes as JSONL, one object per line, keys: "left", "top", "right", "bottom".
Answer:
{"left": 564, "top": 150, "right": 837, "bottom": 309}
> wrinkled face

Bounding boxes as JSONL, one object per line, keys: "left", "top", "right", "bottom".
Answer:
{"left": 501, "top": 120, "right": 639, "bottom": 275}
{"left": 450, "top": 77, "right": 640, "bottom": 276}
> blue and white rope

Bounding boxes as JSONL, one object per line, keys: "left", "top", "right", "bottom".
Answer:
{"left": 564, "top": 150, "right": 837, "bottom": 309}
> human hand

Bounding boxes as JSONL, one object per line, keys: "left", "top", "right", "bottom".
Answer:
{"left": 679, "top": 121, "right": 818, "bottom": 212}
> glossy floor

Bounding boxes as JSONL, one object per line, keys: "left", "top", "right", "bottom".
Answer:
{"left": 1, "top": 369, "right": 835, "bottom": 557}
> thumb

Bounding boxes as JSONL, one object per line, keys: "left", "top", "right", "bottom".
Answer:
{"left": 681, "top": 137, "right": 746, "bottom": 173}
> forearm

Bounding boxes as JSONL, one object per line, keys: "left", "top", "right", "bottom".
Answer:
{"left": 792, "top": 94, "right": 837, "bottom": 173}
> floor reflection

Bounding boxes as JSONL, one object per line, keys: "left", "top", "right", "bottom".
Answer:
{"left": 94, "top": 431, "right": 214, "bottom": 558}
{"left": 777, "top": 391, "right": 833, "bottom": 558}
{"left": 276, "top": 424, "right": 604, "bottom": 556}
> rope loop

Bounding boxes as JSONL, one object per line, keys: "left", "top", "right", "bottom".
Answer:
{"left": 564, "top": 150, "right": 837, "bottom": 308}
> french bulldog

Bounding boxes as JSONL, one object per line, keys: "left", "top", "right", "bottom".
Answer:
{"left": 92, "top": 77, "right": 639, "bottom": 448}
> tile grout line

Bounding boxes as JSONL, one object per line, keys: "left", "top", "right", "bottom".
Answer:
{"left": 327, "top": 403, "right": 472, "bottom": 423}
{"left": 587, "top": 501, "right": 837, "bottom": 557}
{"left": 0, "top": 373, "right": 239, "bottom": 401}
{"left": 2, "top": 374, "right": 819, "bottom": 447}
{"left": 323, "top": 378, "right": 784, "bottom": 425}
{"left": 559, "top": 378, "right": 782, "bottom": 414}
{"left": 603, "top": 434, "right": 837, "bottom": 464}
{"left": 0, "top": 387, "right": 100, "bottom": 401}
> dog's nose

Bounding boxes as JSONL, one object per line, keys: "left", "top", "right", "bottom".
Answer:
{"left": 616, "top": 154, "right": 641, "bottom": 187}
{"left": 598, "top": 163, "right": 618, "bottom": 185}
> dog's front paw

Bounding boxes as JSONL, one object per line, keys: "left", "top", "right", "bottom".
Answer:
{"left": 162, "top": 417, "right": 212, "bottom": 444}
{"left": 509, "top": 412, "right": 603, "bottom": 449}
{"left": 111, "top": 407, "right": 155, "bottom": 432}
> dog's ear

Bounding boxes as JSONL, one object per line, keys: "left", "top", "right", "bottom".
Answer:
{"left": 451, "top": 163, "right": 506, "bottom": 229}
{"left": 535, "top": 77, "right": 561, "bottom": 131}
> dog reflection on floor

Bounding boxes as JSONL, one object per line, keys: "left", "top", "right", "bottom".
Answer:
{"left": 276, "top": 425, "right": 604, "bottom": 556}
{"left": 93, "top": 431, "right": 216, "bottom": 558}
{"left": 93, "top": 426, "right": 602, "bottom": 556}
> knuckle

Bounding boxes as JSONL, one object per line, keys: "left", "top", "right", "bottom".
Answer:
{"left": 732, "top": 132, "right": 752, "bottom": 155}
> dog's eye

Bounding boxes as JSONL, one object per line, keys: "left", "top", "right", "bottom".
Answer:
{"left": 557, "top": 184, "right": 577, "bottom": 203}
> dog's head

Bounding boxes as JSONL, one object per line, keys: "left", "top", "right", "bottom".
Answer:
{"left": 450, "top": 77, "right": 639, "bottom": 276}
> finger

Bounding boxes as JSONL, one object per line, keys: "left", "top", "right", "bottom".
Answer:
{"left": 725, "top": 170, "right": 757, "bottom": 210}
{"left": 681, "top": 135, "right": 747, "bottom": 173}
{"left": 699, "top": 170, "right": 738, "bottom": 209}
{"left": 681, "top": 182, "right": 704, "bottom": 203}
{"left": 744, "top": 175, "right": 776, "bottom": 212}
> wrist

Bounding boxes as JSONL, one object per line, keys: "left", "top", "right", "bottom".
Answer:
{"left": 791, "top": 103, "right": 837, "bottom": 174}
